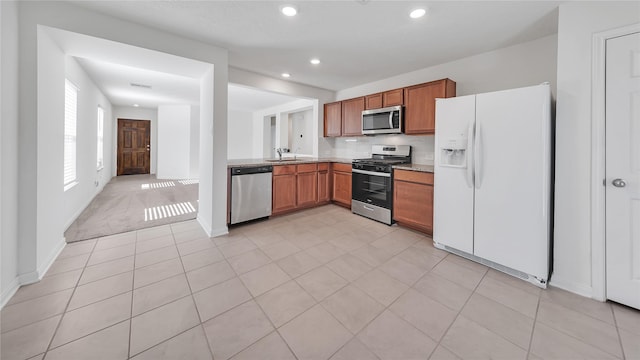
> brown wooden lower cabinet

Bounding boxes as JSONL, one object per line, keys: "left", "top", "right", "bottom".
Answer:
{"left": 236, "top": 162, "right": 352, "bottom": 218}
{"left": 317, "top": 163, "right": 330, "bottom": 203}
{"left": 297, "top": 171, "right": 318, "bottom": 209}
{"left": 331, "top": 163, "right": 352, "bottom": 208}
{"left": 272, "top": 163, "right": 322, "bottom": 216}
{"left": 272, "top": 172, "right": 297, "bottom": 214}
{"left": 393, "top": 169, "right": 434, "bottom": 234}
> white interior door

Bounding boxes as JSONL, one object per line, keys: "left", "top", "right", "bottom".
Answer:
{"left": 606, "top": 32, "right": 640, "bottom": 310}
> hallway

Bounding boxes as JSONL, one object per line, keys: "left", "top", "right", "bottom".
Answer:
{"left": 64, "top": 175, "right": 198, "bottom": 242}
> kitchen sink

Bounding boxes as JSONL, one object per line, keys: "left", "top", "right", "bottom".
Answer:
{"left": 265, "top": 158, "right": 304, "bottom": 162}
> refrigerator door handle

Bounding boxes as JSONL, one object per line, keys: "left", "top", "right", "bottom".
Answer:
{"left": 474, "top": 122, "right": 482, "bottom": 189}
{"left": 466, "top": 121, "right": 475, "bottom": 188}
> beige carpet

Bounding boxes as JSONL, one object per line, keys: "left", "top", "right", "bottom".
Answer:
{"left": 64, "top": 174, "right": 199, "bottom": 242}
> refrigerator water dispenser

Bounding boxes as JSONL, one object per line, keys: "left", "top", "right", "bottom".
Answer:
{"left": 440, "top": 136, "right": 467, "bottom": 168}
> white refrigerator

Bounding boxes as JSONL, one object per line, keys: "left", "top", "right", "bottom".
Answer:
{"left": 433, "top": 84, "right": 551, "bottom": 288}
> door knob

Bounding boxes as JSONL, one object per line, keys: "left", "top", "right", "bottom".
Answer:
{"left": 612, "top": 178, "right": 626, "bottom": 188}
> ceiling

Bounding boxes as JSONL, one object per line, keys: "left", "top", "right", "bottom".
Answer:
{"left": 71, "top": 1, "right": 561, "bottom": 91}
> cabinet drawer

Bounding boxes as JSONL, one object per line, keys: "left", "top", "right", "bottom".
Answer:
{"left": 394, "top": 169, "right": 433, "bottom": 185}
{"left": 297, "top": 163, "right": 317, "bottom": 173}
{"left": 273, "top": 165, "right": 296, "bottom": 175}
{"left": 317, "top": 162, "right": 329, "bottom": 172}
{"left": 332, "top": 163, "right": 352, "bottom": 173}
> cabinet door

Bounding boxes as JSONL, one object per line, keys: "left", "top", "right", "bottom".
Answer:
{"left": 317, "top": 170, "right": 330, "bottom": 203}
{"left": 365, "top": 93, "right": 383, "bottom": 110}
{"left": 324, "top": 101, "right": 342, "bottom": 137}
{"left": 383, "top": 89, "right": 404, "bottom": 107}
{"left": 393, "top": 180, "right": 433, "bottom": 233}
{"left": 273, "top": 174, "right": 296, "bottom": 214}
{"left": 404, "top": 79, "right": 456, "bottom": 134}
{"left": 297, "top": 171, "right": 318, "bottom": 208}
{"left": 341, "top": 97, "right": 365, "bottom": 136}
{"left": 332, "top": 171, "right": 352, "bottom": 207}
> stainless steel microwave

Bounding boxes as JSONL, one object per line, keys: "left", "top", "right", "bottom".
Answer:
{"left": 362, "top": 106, "right": 403, "bottom": 135}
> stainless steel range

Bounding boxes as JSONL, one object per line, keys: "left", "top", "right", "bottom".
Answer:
{"left": 352, "top": 145, "right": 411, "bottom": 225}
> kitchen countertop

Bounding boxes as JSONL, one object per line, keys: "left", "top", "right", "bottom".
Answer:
{"left": 392, "top": 164, "right": 435, "bottom": 173}
{"left": 227, "top": 157, "right": 352, "bottom": 168}
{"left": 227, "top": 158, "right": 434, "bottom": 173}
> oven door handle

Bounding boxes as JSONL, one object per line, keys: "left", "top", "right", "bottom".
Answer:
{"left": 352, "top": 168, "right": 391, "bottom": 177}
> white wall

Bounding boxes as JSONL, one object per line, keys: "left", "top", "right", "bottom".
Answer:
{"left": 63, "top": 56, "right": 114, "bottom": 232}
{"left": 337, "top": 34, "right": 558, "bottom": 100}
{"left": 112, "top": 106, "right": 158, "bottom": 175}
{"left": 189, "top": 105, "right": 200, "bottom": 179}
{"left": 1, "top": 0, "right": 20, "bottom": 306}
{"left": 228, "top": 109, "right": 254, "bottom": 159}
{"left": 330, "top": 34, "right": 558, "bottom": 163}
{"left": 552, "top": 2, "right": 640, "bottom": 297}
{"left": 157, "top": 105, "right": 191, "bottom": 179}
{"left": 229, "top": 68, "right": 335, "bottom": 158}
{"left": 9, "top": 1, "right": 228, "bottom": 307}
{"left": 35, "top": 27, "right": 67, "bottom": 282}
{"left": 250, "top": 99, "right": 316, "bottom": 158}
{"left": 289, "top": 109, "right": 313, "bottom": 155}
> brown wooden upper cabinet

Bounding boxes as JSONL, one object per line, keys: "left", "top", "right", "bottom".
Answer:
{"left": 324, "top": 101, "right": 342, "bottom": 137}
{"left": 365, "top": 93, "right": 383, "bottom": 110}
{"left": 341, "top": 97, "right": 365, "bottom": 136}
{"left": 404, "top": 79, "right": 456, "bottom": 134}
{"left": 365, "top": 89, "right": 404, "bottom": 110}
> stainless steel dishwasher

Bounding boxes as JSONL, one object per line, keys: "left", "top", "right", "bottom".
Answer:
{"left": 230, "top": 165, "right": 273, "bottom": 225}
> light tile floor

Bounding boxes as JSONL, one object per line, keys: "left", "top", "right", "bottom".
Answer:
{"left": 2, "top": 205, "right": 639, "bottom": 360}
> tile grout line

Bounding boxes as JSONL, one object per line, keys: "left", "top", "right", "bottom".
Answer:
{"left": 430, "top": 262, "right": 491, "bottom": 359}
{"left": 171, "top": 223, "right": 217, "bottom": 360}
{"left": 610, "top": 303, "right": 628, "bottom": 360}
{"left": 526, "top": 288, "right": 543, "bottom": 359}
{"left": 41, "top": 237, "right": 98, "bottom": 357}
{"left": 126, "top": 229, "right": 139, "bottom": 359}
{"left": 535, "top": 297, "right": 627, "bottom": 358}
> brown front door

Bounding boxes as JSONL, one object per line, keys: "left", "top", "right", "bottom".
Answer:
{"left": 117, "top": 119, "right": 150, "bottom": 176}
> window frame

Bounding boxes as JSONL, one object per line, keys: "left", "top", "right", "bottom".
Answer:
{"left": 64, "top": 79, "right": 79, "bottom": 191}
{"left": 97, "top": 105, "right": 104, "bottom": 171}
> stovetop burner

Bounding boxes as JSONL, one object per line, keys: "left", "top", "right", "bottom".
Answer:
{"left": 353, "top": 158, "right": 410, "bottom": 165}
{"left": 352, "top": 145, "right": 412, "bottom": 173}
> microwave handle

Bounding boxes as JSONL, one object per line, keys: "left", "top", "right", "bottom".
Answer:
{"left": 389, "top": 111, "right": 394, "bottom": 129}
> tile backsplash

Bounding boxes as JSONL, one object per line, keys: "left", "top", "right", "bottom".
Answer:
{"left": 327, "top": 134, "right": 435, "bottom": 164}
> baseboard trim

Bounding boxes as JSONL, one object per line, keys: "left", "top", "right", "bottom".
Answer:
{"left": 1, "top": 277, "right": 21, "bottom": 309}
{"left": 64, "top": 185, "right": 105, "bottom": 231}
{"left": 38, "top": 238, "right": 66, "bottom": 278}
{"left": 196, "top": 214, "right": 213, "bottom": 237}
{"left": 210, "top": 226, "right": 229, "bottom": 238}
{"left": 549, "top": 275, "right": 594, "bottom": 299}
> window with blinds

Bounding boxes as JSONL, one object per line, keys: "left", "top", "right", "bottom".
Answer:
{"left": 97, "top": 106, "right": 104, "bottom": 170}
{"left": 64, "top": 80, "right": 78, "bottom": 190}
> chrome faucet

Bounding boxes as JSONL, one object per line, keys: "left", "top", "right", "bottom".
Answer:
{"left": 276, "top": 148, "right": 283, "bottom": 161}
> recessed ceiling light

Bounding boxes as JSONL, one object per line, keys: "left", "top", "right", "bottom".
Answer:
{"left": 410, "top": 8, "right": 426, "bottom": 19}
{"left": 281, "top": 5, "right": 297, "bottom": 16}
{"left": 310, "top": 58, "right": 321, "bottom": 65}
{"left": 281, "top": 73, "right": 291, "bottom": 78}
{"left": 133, "top": 104, "right": 139, "bottom": 107}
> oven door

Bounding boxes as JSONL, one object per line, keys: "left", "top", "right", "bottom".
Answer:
{"left": 351, "top": 168, "right": 392, "bottom": 209}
